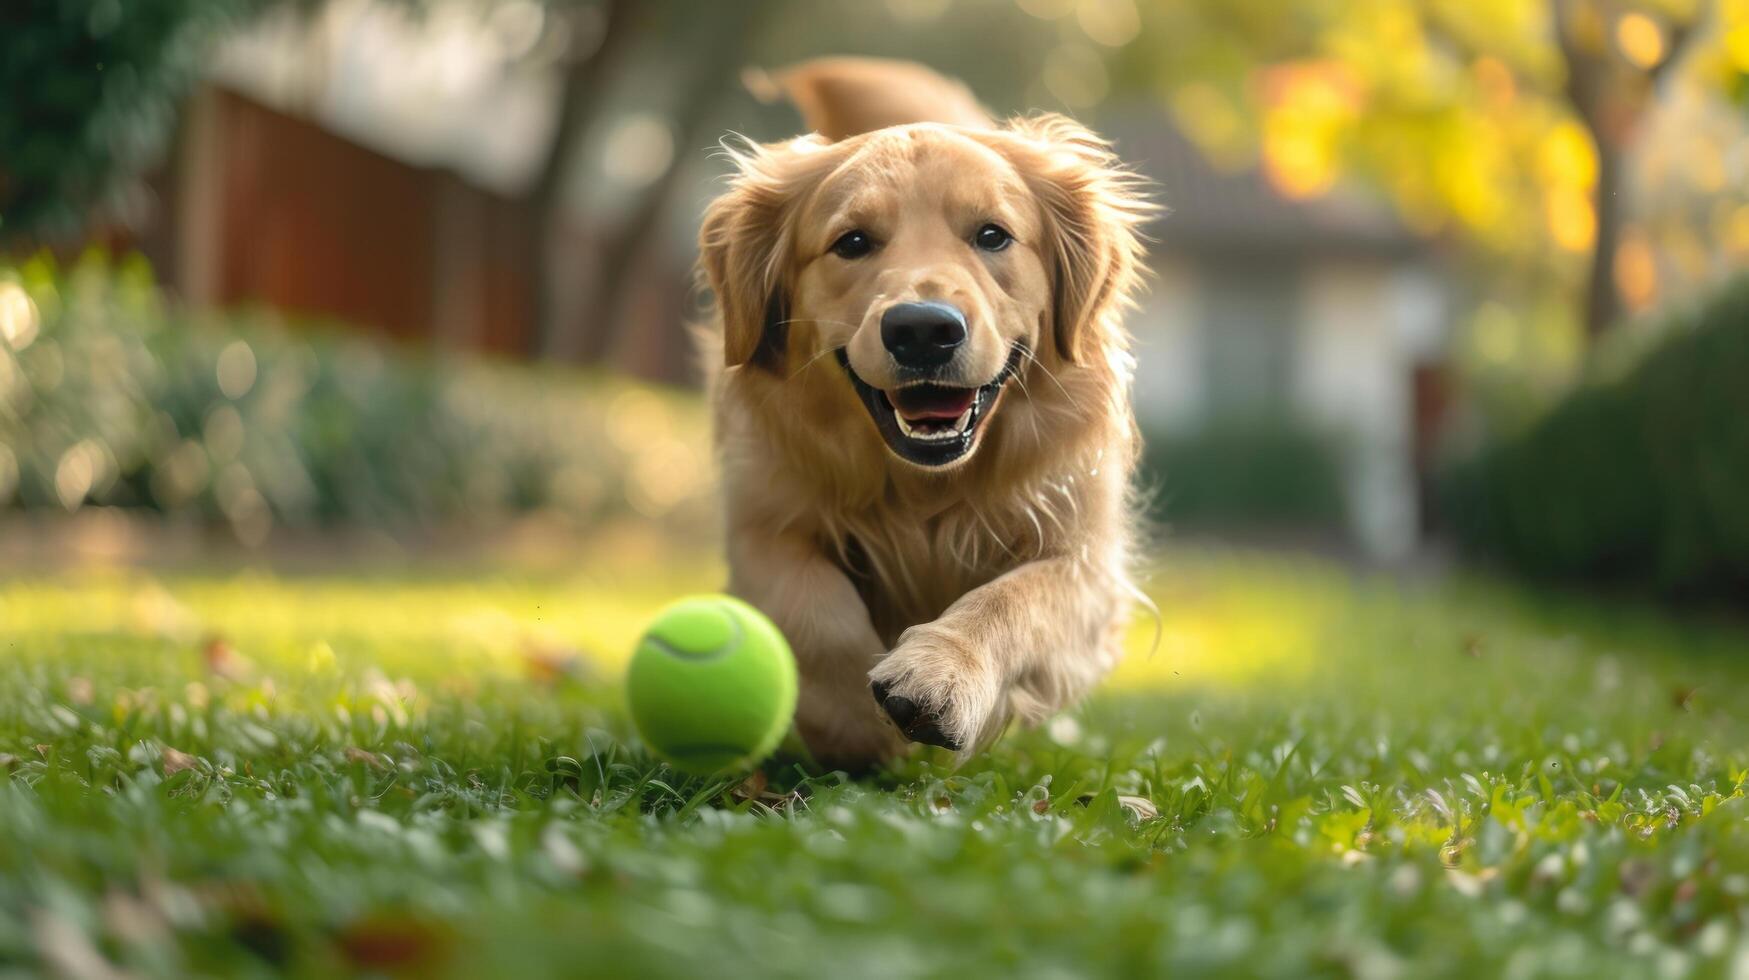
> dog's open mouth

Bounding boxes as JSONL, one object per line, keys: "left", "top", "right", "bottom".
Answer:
{"left": 836, "top": 344, "right": 1025, "bottom": 467}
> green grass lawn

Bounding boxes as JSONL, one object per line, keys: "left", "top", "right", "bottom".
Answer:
{"left": 2, "top": 549, "right": 1747, "bottom": 978}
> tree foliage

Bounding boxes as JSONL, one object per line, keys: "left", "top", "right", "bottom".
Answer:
{"left": 0, "top": 0, "right": 273, "bottom": 239}
{"left": 1109, "top": 0, "right": 1742, "bottom": 341}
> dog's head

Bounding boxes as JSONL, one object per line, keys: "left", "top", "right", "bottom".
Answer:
{"left": 700, "top": 62, "right": 1150, "bottom": 470}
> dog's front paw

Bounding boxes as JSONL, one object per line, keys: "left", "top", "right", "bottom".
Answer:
{"left": 868, "top": 626, "right": 1002, "bottom": 752}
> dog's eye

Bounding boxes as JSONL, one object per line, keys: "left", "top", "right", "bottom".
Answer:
{"left": 974, "top": 224, "right": 1013, "bottom": 252}
{"left": 830, "top": 230, "right": 874, "bottom": 259}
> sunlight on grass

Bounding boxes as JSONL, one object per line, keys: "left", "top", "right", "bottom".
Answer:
{"left": 1114, "top": 558, "right": 1334, "bottom": 689}
{"left": 0, "top": 553, "right": 1340, "bottom": 698}
{"left": 3, "top": 549, "right": 1749, "bottom": 976}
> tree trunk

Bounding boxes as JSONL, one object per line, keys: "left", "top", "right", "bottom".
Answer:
{"left": 1582, "top": 136, "right": 1624, "bottom": 340}
{"left": 1551, "top": 0, "right": 1706, "bottom": 342}
{"left": 524, "top": 0, "right": 641, "bottom": 360}
{"left": 574, "top": 0, "right": 777, "bottom": 366}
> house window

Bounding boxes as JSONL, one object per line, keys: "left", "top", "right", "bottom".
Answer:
{"left": 1200, "top": 263, "right": 1300, "bottom": 417}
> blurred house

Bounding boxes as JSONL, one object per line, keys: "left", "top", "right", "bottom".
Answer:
{"left": 1115, "top": 121, "right": 1452, "bottom": 561}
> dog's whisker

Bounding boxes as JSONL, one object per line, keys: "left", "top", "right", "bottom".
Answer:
{"left": 785, "top": 344, "right": 840, "bottom": 382}
{"left": 1018, "top": 348, "right": 1081, "bottom": 411}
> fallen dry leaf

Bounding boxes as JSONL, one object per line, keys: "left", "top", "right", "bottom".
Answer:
{"left": 162, "top": 747, "right": 199, "bottom": 775}
{"left": 344, "top": 746, "right": 389, "bottom": 771}
{"left": 336, "top": 912, "right": 450, "bottom": 971}
{"left": 731, "top": 770, "right": 769, "bottom": 802}
{"left": 521, "top": 645, "right": 590, "bottom": 686}
{"left": 202, "top": 635, "right": 253, "bottom": 681}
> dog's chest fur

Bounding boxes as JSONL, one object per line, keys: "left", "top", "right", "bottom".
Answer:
{"left": 809, "top": 453, "right": 1100, "bottom": 647}
{"left": 830, "top": 505, "right": 1025, "bottom": 646}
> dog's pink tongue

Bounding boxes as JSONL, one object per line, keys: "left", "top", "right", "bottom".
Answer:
{"left": 892, "top": 387, "right": 976, "bottom": 421}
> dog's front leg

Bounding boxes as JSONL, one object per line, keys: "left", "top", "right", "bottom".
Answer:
{"left": 868, "top": 555, "right": 1128, "bottom": 752}
{"left": 728, "top": 530, "right": 907, "bottom": 770}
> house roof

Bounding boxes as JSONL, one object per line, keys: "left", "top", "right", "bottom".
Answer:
{"left": 1104, "top": 112, "right": 1427, "bottom": 258}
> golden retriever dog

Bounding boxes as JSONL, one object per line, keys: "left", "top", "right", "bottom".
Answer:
{"left": 698, "top": 57, "right": 1153, "bottom": 770}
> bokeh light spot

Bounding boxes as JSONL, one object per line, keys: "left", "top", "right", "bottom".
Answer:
{"left": 1614, "top": 12, "right": 1665, "bottom": 69}
{"left": 602, "top": 114, "right": 674, "bottom": 190}
{"left": 1076, "top": 0, "right": 1140, "bottom": 48}
{"left": 1721, "top": 203, "right": 1749, "bottom": 257}
{"left": 1545, "top": 187, "right": 1596, "bottom": 253}
{"left": 0, "top": 282, "right": 40, "bottom": 351}
{"left": 1726, "top": 24, "right": 1749, "bottom": 71}
{"left": 217, "top": 339, "right": 257, "bottom": 399}
{"left": 1614, "top": 232, "right": 1659, "bottom": 312}
{"left": 1042, "top": 43, "right": 1109, "bottom": 108}
{"left": 1538, "top": 122, "right": 1598, "bottom": 191}
{"left": 55, "top": 443, "right": 96, "bottom": 510}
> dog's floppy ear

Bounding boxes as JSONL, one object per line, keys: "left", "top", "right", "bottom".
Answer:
{"left": 698, "top": 136, "right": 838, "bottom": 369}
{"left": 998, "top": 115, "right": 1154, "bottom": 365}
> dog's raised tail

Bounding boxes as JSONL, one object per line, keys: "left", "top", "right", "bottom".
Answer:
{"left": 743, "top": 57, "right": 994, "bottom": 143}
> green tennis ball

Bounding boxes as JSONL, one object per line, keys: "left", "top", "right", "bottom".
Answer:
{"left": 626, "top": 595, "right": 798, "bottom": 775}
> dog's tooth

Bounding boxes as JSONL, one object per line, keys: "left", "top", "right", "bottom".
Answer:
{"left": 894, "top": 408, "right": 964, "bottom": 442}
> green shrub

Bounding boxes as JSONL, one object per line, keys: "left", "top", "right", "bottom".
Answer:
{"left": 1442, "top": 275, "right": 1749, "bottom": 600}
{"left": 0, "top": 0, "right": 267, "bottom": 238}
{"left": 0, "top": 253, "right": 714, "bottom": 541}
{"left": 1141, "top": 417, "right": 1345, "bottom": 531}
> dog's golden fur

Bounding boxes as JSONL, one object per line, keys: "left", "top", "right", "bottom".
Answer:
{"left": 698, "top": 58, "right": 1153, "bottom": 769}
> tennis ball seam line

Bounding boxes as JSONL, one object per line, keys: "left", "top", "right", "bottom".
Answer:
{"left": 641, "top": 609, "right": 743, "bottom": 661}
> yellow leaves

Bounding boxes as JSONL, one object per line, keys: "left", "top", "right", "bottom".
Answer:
{"left": 1538, "top": 122, "right": 1598, "bottom": 190}
{"left": 1615, "top": 12, "right": 1667, "bottom": 68}
{"left": 1471, "top": 56, "right": 1519, "bottom": 109}
{"left": 1613, "top": 231, "right": 1660, "bottom": 311}
{"left": 1536, "top": 122, "right": 1599, "bottom": 252}
{"left": 1258, "top": 61, "right": 1363, "bottom": 200}
{"left": 1433, "top": 121, "right": 1512, "bottom": 233}
{"left": 1726, "top": 24, "right": 1749, "bottom": 73}
{"left": 1263, "top": 116, "right": 1342, "bottom": 199}
{"left": 1545, "top": 188, "right": 1598, "bottom": 252}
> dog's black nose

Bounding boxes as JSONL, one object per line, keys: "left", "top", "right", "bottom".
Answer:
{"left": 881, "top": 301, "right": 966, "bottom": 370}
